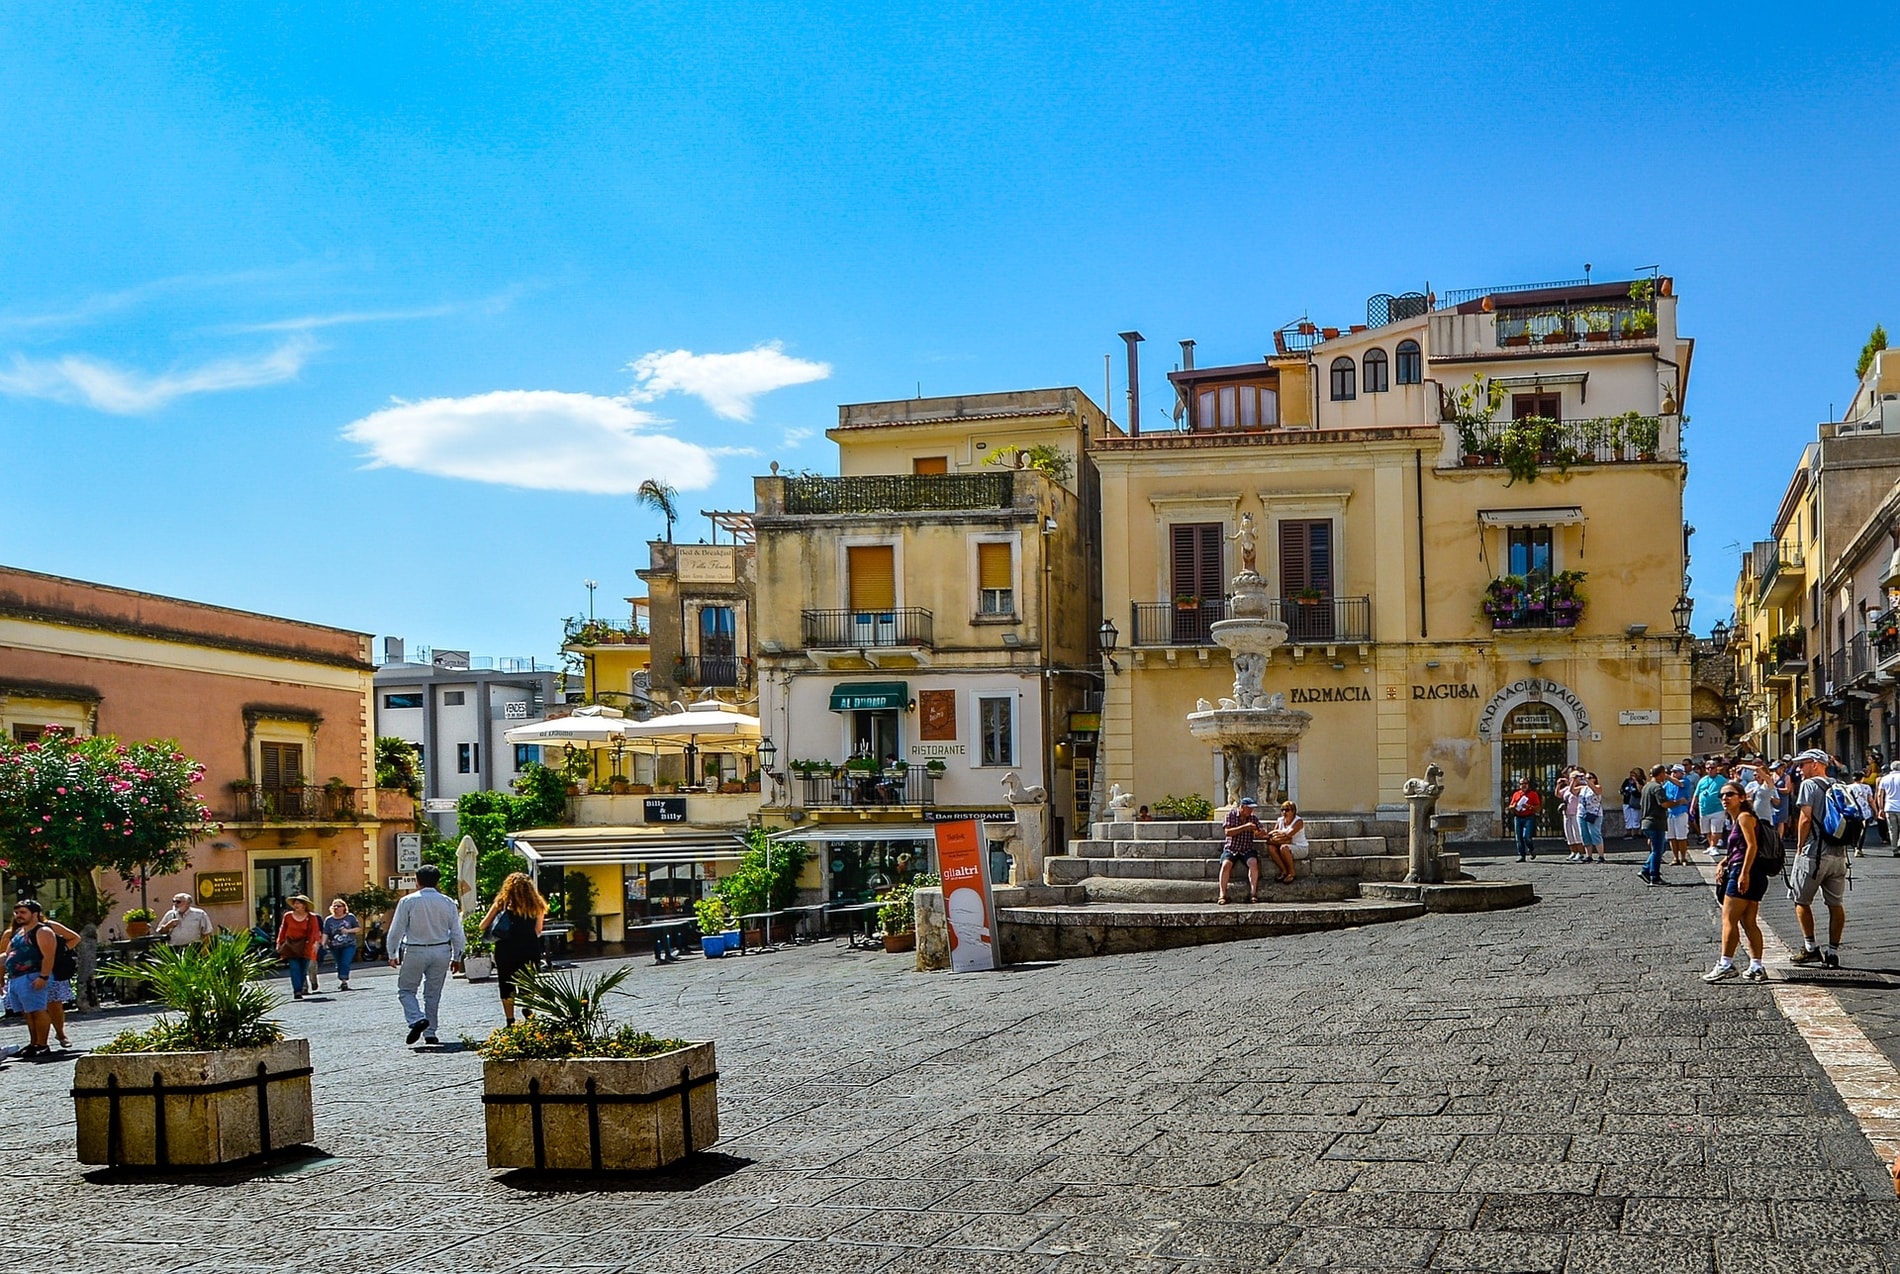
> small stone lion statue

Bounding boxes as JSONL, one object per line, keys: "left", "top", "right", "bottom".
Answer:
{"left": 1106, "top": 784, "right": 1135, "bottom": 812}
{"left": 1001, "top": 771, "right": 1048, "bottom": 804}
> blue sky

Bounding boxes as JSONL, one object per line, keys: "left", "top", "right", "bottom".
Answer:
{"left": 4, "top": 3, "right": 1898, "bottom": 658}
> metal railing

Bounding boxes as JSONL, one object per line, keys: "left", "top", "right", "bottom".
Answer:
{"left": 1456, "top": 415, "right": 1664, "bottom": 465}
{"left": 1484, "top": 583, "right": 1583, "bottom": 631}
{"left": 232, "top": 785, "right": 360, "bottom": 822}
{"left": 1874, "top": 609, "right": 1900, "bottom": 664}
{"left": 674, "top": 655, "right": 748, "bottom": 687}
{"left": 1827, "top": 633, "right": 1874, "bottom": 691}
{"left": 801, "top": 608, "right": 933, "bottom": 649}
{"left": 1130, "top": 597, "right": 1372, "bottom": 646}
{"left": 1437, "top": 278, "right": 1591, "bottom": 309}
{"left": 1492, "top": 301, "right": 1657, "bottom": 347}
{"left": 563, "top": 619, "right": 648, "bottom": 647}
{"left": 782, "top": 473, "right": 1015, "bottom": 515}
{"left": 797, "top": 769, "right": 936, "bottom": 809}
{"left": 1755, "top": 541, "right": 1804, "bottom": 603}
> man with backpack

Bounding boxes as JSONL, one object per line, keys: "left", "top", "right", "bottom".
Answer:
{"left": 1790, "top": 748, "right": 1853, "bottom": 968}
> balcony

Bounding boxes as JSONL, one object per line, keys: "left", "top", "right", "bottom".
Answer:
{"left": 673, "top": 654, "right": 750, "bottom": 688}
{"left": 1875, "top": 608, "right": 1900, "bottom": 666}
{"left": 801, "top": 608, "right": 933, "bottom": 650}
{"left": 1453, "top": 414, "right": 1670, "bottom": 470}
{"left": 796, "top": 767, "right": 936, "bottom": 809}
{"left": 1754, "top": 541, "right": 1804, "bottom": 607}
{"left": 562, "top": 618, "right": 648, "bottom": 650}
{"left": 1826, "top": 632, "right": 1875, "bottom": 694}
{"left": 1484, "top": 579, "right": 1583, "bottom": 631}
{"left": 1490, "top": 300, "right": 1657, "bottom": 353}
{"left": 1767, "top": 631, "right": 1806, "bottom": 679}
{"left": 1129, "top": 597, "right": 1373, "bottom": 647}
{"left": 231, "top": 784, "right": 362, "bottom": 823}
{"left": 781, "top": 473, "right": 1015, "bottom": 515}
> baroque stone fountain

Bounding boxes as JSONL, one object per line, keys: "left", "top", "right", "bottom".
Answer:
{"left": 1186, "top": 513, "right": 1314, "bottom": 808}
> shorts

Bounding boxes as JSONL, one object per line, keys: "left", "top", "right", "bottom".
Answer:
{"left": 495, "top": 945, "right": 539, "bottom": 1000}
{"left": 1667, "top": 811, "right": 1690, "bottom": 841}
{"left": 1580, "top": 816, "right": 1603, "bottom": 847}
{"left": 47, "top": 978, "right": 74, "bottom": 1004}
{"left": 1702, "top": 811, "right": 1729, "bottom": 839}
{"left": 1220, "top": 846, "right": 1259, "bottom": 865}
{"left": 1723, "top": 864, "right": 1770, "bottom": 903}
{"left": 4, "top": 974, "right": 50, "bottom": 1014}
{"left": 1789, "top": 851, "right": 1848, "bottom": 908}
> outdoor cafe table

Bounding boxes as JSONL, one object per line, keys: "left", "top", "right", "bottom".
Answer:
{"left": 826, "top": 901, "right": 886, "bottom": 950}
{"left": 623, "top": 917, "right": 695, "bottom": 964}
{"left": 780, "top": 903, "right": 829, "bottom": 943}
{"left": 537, "top": 922, "right": 576, "bottom": 969}
{"left": 736, "top": 909, "right": 792, "bottom": 953}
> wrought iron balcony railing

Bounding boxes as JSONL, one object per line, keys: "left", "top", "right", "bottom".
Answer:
{"left": 232, "top": 785, "right": 360, "bottom": 822}
{"left": 801, "top": 608, "right": 933, "bottom": 649}
{"left": 1483, "top": 582, "right": 1583, "bottom": 631}
{"left": 1129, "top": 597, "right": 1372, "bottom": 647}
{"left": 796, "top": 768, "right": 936, "bottom": 809}
{"left": 674, "top": 654, "right": 749, "bottom": 687}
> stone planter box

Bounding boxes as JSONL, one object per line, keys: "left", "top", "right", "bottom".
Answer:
{"left": 72, "top": 1039, "right": 314, "bottom": 1168}
{"left": 483, "top": 1041, "right": 718, "bottom": 1171}
{"left": 463, "top": 954, "right": 496, "bottom": 981}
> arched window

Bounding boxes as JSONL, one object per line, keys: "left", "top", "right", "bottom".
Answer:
{"left": 1362, "top": 348, "right": 1389, "bottom": 394}
{"left": 1395, "top": 339, "right": 1422, "bottom": 385}
{"left": 1329, "top": 356, "right": 1356, "bottom": 401}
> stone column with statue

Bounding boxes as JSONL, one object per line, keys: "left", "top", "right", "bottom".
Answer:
{"left": 1403, "top": 763, "right": 1446, "bottom": 884}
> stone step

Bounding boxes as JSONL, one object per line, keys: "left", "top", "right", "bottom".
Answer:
{"left": 1066, "top": 834, "right": 1400, "bottom": 861}
{"left": 1048, "top": 852, "right": 1447, "bottom": 889}
{"left": 995, "top": 897, "right": 1428, "bottom": 960}
{"left": 1077, "top": 875, "right": 1360, "bottom": 904}
{"left": 1360, "top": 879, "right": 1535, "bottom": 912}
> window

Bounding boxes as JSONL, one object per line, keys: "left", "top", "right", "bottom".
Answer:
{"left": 1395, "top": 340, "right": 1422, "bottom": 385}
{"left": 1512, "top": 393, "right": 1560, "bottom": 422}
{"left": 11, "top": 724, "right": 44, "bottom": 744}
{"left": 1362, "top": 348, "right": 1389, "bottom": 394}
{"left": 1194, "top": 383, "right": 1278, "bottom": 430}
{"left": 442, "top": 690, "right": 466, "bottom": 706}
{"left": 383, "top": 692, "right": 423, "bottom": 709}
{"left": 1329, "top": 357, "right": 1356, "bottom": 401}
{"left": 977, "top": 541, "right": 1014, "bottom": 615}
{"left": 457, "top": 742, "right": 480, "bottom": 774}
{"left": 978, "top": 696, "right": 1014, "bottom": 766}
{"left": 260, "top": 742, "right": 304, "bottom": 790}
{"left": 514, "top": 744, "right": 538, "bottom": 771}
{"left": 912, "top": 456, "right": 949, "bottom": 475}
{"left": 847, "top": 545, "right": 896, "bottom": 612}
{"left": 699, "top": 606, "right": 736, "bottom": 657}
{"left": 1170, "top": 523, "right": 1223, "bottom": 602}
{"left": 1507, "top": 527, "right": 1554, "bottom": 578}
{"left": 1278, "top": 520, "right": 1334, "bottom": 598}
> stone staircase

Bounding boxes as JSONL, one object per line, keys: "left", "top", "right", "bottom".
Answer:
{"left": 988, "top": 816, "right": 1527, "bottom": 963}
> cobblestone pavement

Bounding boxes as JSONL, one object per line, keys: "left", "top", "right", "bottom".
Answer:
{"left": 5, "top": 849, "right": 1900, "bottom": 1273}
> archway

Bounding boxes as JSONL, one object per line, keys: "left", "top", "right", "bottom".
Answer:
{"left": 1500, "top": 702, "right": 1569, "bottom": 838}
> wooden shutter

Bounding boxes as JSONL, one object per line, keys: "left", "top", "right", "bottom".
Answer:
{"left": 261, "top": 742, "right": 303, "bottom": 788}
{"left": 1279, "top": 520, "right": 1333, "bottom": 595}
{"left": 1170, "top": 524, "right": 1223, "bottom": 600}
{"left": 1511, "top": 393, "right": 1560, "bottom": 421}
{"left": 977, "top": 542, "right": 1012, "bottom": 591}
{"left": 847, "top": 545, "right": 896, "bottom": 611}
{"left": 912, "top": 456, "right": 948, "bottom": 475}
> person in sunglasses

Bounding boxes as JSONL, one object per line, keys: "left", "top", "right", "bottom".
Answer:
{"left": 1703, "top": 781, "right": 1771, "bottom": 983}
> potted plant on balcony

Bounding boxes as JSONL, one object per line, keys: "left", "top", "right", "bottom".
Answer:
{"left": 1550, "top": 571, "right": 1587, "bottom": 628}
{"left": 924, "top": 758, "right": 948, "bottom": 778}
{"left": 122, "top": 907, "right": 155, "bottom": 938}
{"left": 1482, "top": 576, "right": 1527, "bottom": 629}
{"left": 606, "top": 774, "right": 632, "bottom": 795}
{"left": 478, "top": 964, "right": 715, "bottom": 1171}
{"left": 1293, "top": 587, "right": 1324, "bottom": 607}
{"left": 1173, "top": 594, "right": 1202, "bottom": 612}
{"left": 76, "top": 937, "right": 314, "bottom": 1167}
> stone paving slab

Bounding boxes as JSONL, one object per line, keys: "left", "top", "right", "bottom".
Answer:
{"left": 4, "top": 843, "right": 1900, "bottom": 1271}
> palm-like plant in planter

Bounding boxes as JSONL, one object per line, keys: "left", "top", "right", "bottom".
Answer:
{"left": 477, "top": 964, "right": 716, "bottom": 1171}
{"left": 75, "top": 937, "right": 315, "bottom": 1167}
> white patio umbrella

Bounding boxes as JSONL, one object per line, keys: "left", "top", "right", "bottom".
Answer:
{"left": 455, "top": 835, "right": 479, "bottom": 917}
{"left": 619, "top": 702, "right": 761, "bottom": 786}
{"left": 502, "top": 703, "right": 630, "bottom": 749}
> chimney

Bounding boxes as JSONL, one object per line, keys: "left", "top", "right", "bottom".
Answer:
{"left": 1119, "top": 331, "right": 1145, "bottom": 436}
{"left": 1180, "top": 339, "right": 1195, "bottom": 371}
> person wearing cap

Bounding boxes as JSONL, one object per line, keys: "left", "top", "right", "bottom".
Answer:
{"left": 1663, "top": 765, "right": 1693, "bottom": 866}
{"left": 1218, "top": 798, "right": 1267, "bottom": 905}
{"left": 1638, "top": 764, "right": 1671, "bottom": 884}
{"left": 1877, "top": 761, "right": 1900, "bottom": 857}
{"left": 1789, "top": 748, "right": 1849, "bottom": 968}
{"left": 156, "top": 891, "right": 215, "bottom": 949}
{"left": 1695, "top": 760, "right": 1730, "bottom": 863}
{"left": 274, "top": 895, "right": 324, "bottom": 999}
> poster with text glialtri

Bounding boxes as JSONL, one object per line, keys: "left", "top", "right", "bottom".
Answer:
{"left": 935, "top": 819, "right": 997, "bottom": 972}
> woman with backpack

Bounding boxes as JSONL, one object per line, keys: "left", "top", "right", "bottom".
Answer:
{"left": 1703, "top": 781, "right": 1778, "bottom": 984}
{"left": 479, "top": 871, "right": 547, "bottom": 1026}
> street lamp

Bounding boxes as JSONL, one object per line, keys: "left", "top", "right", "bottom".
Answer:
{"left": 1672, "top": 594, "right": 1695, "bottom": 650}
{"left": 1098, "top": 617, "right": 1119, "bottom": 675}
{"left": 1710, "top": 618, "right": 1730, "bottom": 649}
{"left": 757, "top": 736, "right": 779, "bottom": 805}
{"left": 584, "top": 579, "right": 598, "bottom": 623}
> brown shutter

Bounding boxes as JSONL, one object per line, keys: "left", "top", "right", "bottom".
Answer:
{"left": 847, "top": 545, "right": 895, "bottom": 611}
{"left": 1279, "top": 520, "right": 1332, "bottom": 596}
{"left": 260, "top": 742, "right": 303, "bottom": 788}
{"left": 977, "top": 542, "right": 1012, "bottom": 591}
{"left": 911, "top": 456, "right": 948, "bottom": 475}
{"left": 1170, "top": 523, "right": 1223, "bottom": 600}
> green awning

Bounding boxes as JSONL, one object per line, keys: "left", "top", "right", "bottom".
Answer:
{"left": 829, "top": 681, "right": 908, "bottom": 711}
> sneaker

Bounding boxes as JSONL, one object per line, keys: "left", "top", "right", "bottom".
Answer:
{"left": 406, "top": 1019, "right": 429, "bottom": 1044}
{"left": 1823, "top": 949, "right": 1841, "bottom": 969}
{"left": 337, "top": 982, "right": 350, "bottom": 991}
{"left": 1702, "top": 964, "right": 1739, "bottom": 983}
{"left": 1743, "top": 966, "right": 1769, "bottom": 982}
{"left": 424, "top": 1036, "right": 440, "bottom": 1046}
{"left": 1790, "top": 948, "right": 1823, "bottom": 965}
{"left": 1705, "top": 847, "right": 1723, "bottom": 860}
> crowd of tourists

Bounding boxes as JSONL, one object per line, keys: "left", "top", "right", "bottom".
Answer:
{"left": 1508, "top": 750, "right": 1899, "bottom": 984}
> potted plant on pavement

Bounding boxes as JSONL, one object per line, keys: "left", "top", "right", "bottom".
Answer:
{"left": 877, "top": 878, "right": 923, "bottom": 953}
{"left": 479, "top": 964, "right": 716, "bottom": 1171}
{"left": 122, "top": 907, "right": 155, "bottom": 938}
{"left": 462, "top": 912, "right": 496, "bottom": 981}
{"left": 694, "top": 896, "right": 736, "bottom": 957}
{"left": 562, "top": 871, "right": 595, "bottom": 948}
{"left": 75, "top": 937, "right": 314, "bottom": 1167}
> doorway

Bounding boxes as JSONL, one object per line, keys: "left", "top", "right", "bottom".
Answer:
{"left": 851, "top": 709, "right": 901, "bottom": 767}
{"left": 253, "top": 857, "right": 313, "bottom": 933}
{"left": 1499, "top": 703, "right": 1567, "bottom": 838}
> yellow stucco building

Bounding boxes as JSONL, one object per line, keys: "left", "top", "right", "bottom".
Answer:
{"left": 1098, "top": 277, "right": 1696, "bottom": 836}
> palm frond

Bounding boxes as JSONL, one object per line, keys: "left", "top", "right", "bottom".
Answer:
{"left": 509, "top": 963, "right": 637, "bottom": 1038}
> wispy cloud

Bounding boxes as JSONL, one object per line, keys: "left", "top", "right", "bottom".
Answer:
{"left": 0, "top": 337, "right": 314, "bottom": 413}
{"left": 0, "top": 266, "right": 324, "bottom": 333}
{"left": 217, "top": 305, "right": 456, "bottom": 334}
{"left": 342, "top": 390, "right": 716, "bottom": 495}
{"left": 627, "top": 341, "right": 831, "bottom": 421}
{"left": 781, "top": 426, "right": 815, "bottom": 448}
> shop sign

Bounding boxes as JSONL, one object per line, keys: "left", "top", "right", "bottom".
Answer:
{"left": 676, "top": 545, "right": 736, "bottom": 583}
{"left": 924, "top": 807, "right": 1015, "bottom": 823}
{"left": 422, "top": 798, "right": 457, "bottom": 813}
{"left": 919, "top": 689, "right": 957, "bottom": 740}
{"left": 395, "top": 832, "right": 423, "bottom": 871}
{"left": 1412, "top": 683, "right": 1480, "bottom": 700}
{"left": 504, "top": 701, "right": 530, "bottom": 720}
{"left": 1618, "top": 709, "right": 1661, "bottom": 725}
{"left": 830, "top": 681, "right": 908, "bottom": 711}
{"left": 910, "top": 742, "right": 966, "bottom": 757}
{"left": 643, "top": 797, "right": 688, "bottom": 823}
{"left": 195, "top": 871, "right": 245, "bottom": 905}
{"left": 1289, "top": 686, "right": 1372, "bottom": 704}
{"left": 1477, "top": 678, "right": 1591, "bottom": 738}
{"left": 935, "top": 820, "right": 999, "bottom": 973}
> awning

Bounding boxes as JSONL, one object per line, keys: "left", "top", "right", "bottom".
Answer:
{"left": 510, "top": 826, "right": 747, "bottom": 869}
{"left": 829, "top": 681, "right": 909, "bottom": 711}
{"left": 1478, "top": 506, "right": 1586, "bottom": 527}
{"left": 768, "top": 823, "right": 939, "bottom": 843}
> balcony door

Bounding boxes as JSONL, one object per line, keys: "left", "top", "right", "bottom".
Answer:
{"left": 1169, "top": 523, "right": 1223, "bottom": 644}
{"left": 259, "top": 742, "right": 304, "bottom": 815}
{"left": 1279, "top": 519, "right": 1335, "bottom": 642}
{"left": 699, "top": 606, "right": 737, "bottom": 685}
{"left": 847, "top": 545, "right": 897, "bottom": 645}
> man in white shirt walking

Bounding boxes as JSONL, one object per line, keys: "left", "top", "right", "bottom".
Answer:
{"left": 155, "top": 892, "right": 215, "bottom": 948}
{"left": 1877, "top": 762, "right": 1900, "bottom": 858}
{"left": 385, "top": 864, "right": 464, "bottom": 1045}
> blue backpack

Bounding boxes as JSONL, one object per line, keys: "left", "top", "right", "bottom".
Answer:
{"left": 1821, "top": 782, "right": 1865, "bottom": 847}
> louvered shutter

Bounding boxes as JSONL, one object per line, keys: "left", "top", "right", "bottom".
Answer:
{"left": 977, "top": 542, "right": 1012, "bottom": 591}
{"left": 1170, "top": 524, "right": 1223, "bottom": 600}
{"left": 847, "top": 546, "right": 896, "bottom": 611}
{"left": 261, "top": 742, "right": 302, "bottom": 788}
{"left": 1280, "top": 520, "right": 1332, "bottom": 596}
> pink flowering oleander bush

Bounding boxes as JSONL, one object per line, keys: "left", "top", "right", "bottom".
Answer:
{"left": 0, "top": 726, "right": 217, "bottom": 923}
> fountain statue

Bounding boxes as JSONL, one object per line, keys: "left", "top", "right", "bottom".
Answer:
{"left": 1185, "top": 545, "right": 1312, "bottom": 808}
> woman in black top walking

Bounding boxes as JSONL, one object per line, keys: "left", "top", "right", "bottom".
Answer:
{"left": 479, "top": 871, "right": 547, "bottom": 1025}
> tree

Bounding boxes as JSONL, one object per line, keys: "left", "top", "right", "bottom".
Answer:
{"left": 375, "top": 736, "right": 422, "bottom": 798}
{"left": 1859, "top": 324, "right": 1888, "bottom": 380}
{"left": 637, "top": 479, "right": 679, "bottom": 542}
{"left": 437, "top": 763, "right": 573, "bottom": 903}
{"left": 0, "top": 728, "right": 216, "bottom": 924}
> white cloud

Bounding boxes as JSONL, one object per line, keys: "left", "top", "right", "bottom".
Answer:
{"left": 0, "top": 337, "right": 313, "bottom": 413}
{"left": 342, "top": 390, "right": 716, "bottom": 494}
{"left": 218, "top": 305, "right": 455, "bottom": 334}
{"left": 781, "top": 426, "right": 815, "bottom": 448}
{"left": 627, "top": 341, "right": 830, "bottom": 421}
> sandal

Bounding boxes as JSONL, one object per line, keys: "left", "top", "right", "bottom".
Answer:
{"left": 1217, "top": 895, "right": 1230, "bottom": 905}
